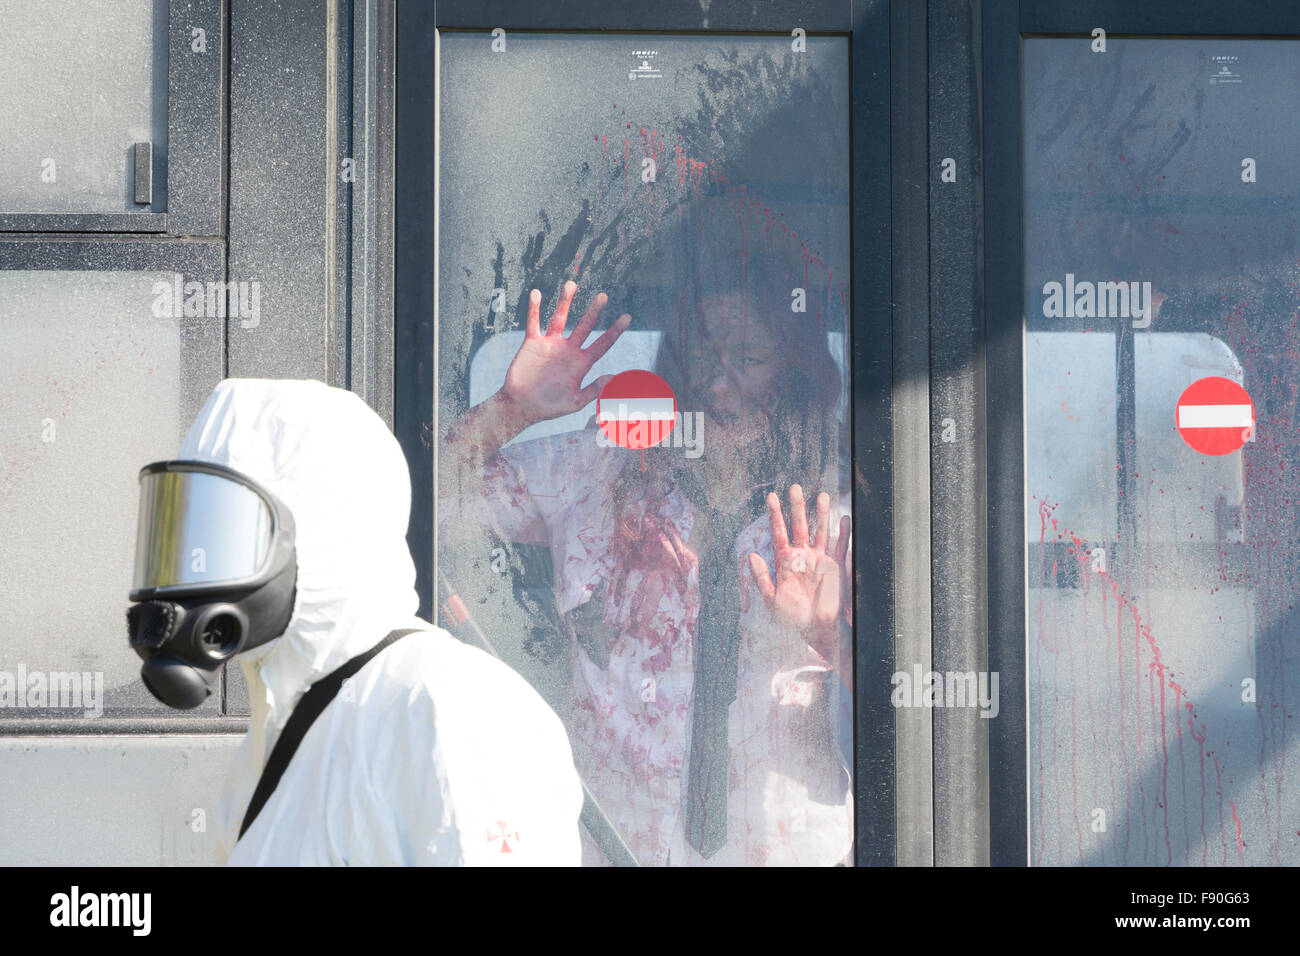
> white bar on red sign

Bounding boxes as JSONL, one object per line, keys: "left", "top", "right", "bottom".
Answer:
{"left": 1176, "top": 404, "right": 1254, "bottom": 428}
{"left": 597, "top": 398, "right": 676, "bottom": 422}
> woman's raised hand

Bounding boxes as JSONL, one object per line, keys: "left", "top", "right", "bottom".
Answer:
{"left": 500, "top": 280, "right": 631, "bottom": 427}
{"left": 748, "top": 485, "right": 851, "bottom": 661}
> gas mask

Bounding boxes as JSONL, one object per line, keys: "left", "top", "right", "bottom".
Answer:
{"left": 127, "top": 461, "right": 297, "bottom": 709}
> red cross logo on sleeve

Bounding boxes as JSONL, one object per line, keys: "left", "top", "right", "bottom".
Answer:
{"left": 487, "top": 821, "right": 520, "bottom": 853}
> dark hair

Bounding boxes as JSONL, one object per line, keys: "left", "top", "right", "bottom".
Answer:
{"left": 609, "top": 199, "right": 844, "bottom": 523}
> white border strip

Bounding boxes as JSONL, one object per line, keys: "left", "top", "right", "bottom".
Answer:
{"left": 1177, "top": 404, "right": 1253, "bottom": 429}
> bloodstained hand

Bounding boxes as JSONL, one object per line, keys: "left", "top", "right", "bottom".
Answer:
{"left": 500, "top": 280, "right": 631, "bottom": 427}
{"left": 747, "top": 485, "right": 850, "bottom": 664}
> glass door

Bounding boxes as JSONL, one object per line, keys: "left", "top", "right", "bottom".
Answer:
{"left": 432, "top": 28, "right": 854, "bottom": 866}
{"left": 1021, "top": 34, "right": 1300, "bottom": 866}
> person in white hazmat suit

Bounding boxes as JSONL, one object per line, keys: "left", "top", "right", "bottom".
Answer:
{"left": 125, "top": 378, "right": 584, "bottom": 865}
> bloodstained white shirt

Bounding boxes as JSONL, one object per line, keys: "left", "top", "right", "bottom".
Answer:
{"left": 462, "top": 423, "right": 853, "bottom": 866}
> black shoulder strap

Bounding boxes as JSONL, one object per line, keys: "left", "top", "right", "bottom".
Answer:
{"left": 238, "top": 627, "right": 425, "bottom": 840}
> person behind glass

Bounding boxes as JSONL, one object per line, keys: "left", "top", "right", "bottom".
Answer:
{"left": 444, "top": 272, "right": 853, "bottom": 866}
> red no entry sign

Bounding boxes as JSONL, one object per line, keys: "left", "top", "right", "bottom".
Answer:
{"left": 1175, "top": 376, "right": 1254, "bottom": 456}
{"left": 597, "top": 369, "right": 677, "bottom": 449}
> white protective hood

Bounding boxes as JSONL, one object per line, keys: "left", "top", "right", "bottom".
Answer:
{"left": 179, "top": 379, "right": 428, "bottom": 858}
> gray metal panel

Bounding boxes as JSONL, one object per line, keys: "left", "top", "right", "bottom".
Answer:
{"left": 227, "top": 0, "right": 334, "bottom": 380}
{"left": 891, "top": 0, "right": 934, "bottom": 867}
{"left": 327, "top": 0, "right": 349, "bottom": 388}
{"left": 982, "top": 0, "right": 1028, "bottom": 866}
{"left": 134, "top": 142, "right": 155, "bottom": 205}
{"left": 928, "top": 0, "right": 989, "bottom": 867}
{"left": 0, "top": 735, "right": 240, "bottom": 865}
{"left": 224, "top": 649, "right": 251, "bottom": 717}
{"left": 0, "top": 213, "right": 167, "bottom": 232}
{"left": 394, "top": 3, "right": 437, "bottom": 621}
{"left": 850, "top": 0, "right": 897, "bottom": 867}
{"left": 0, "top": 718, "right": 248, "bottom": 735}
{"left": 166, "top": 0, "right": 226, "bottom": 236}
{"left": 349, "top": 0, "right": 396, "bottom": 426}
{"left": 431, "top": 0, "right": 851, "bottom": 30}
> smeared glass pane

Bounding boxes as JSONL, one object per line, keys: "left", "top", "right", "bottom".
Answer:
{"left": 0, "top": 270, "right": 192, "bottom": 716}
{"left": 1025, "top": 38, "right": 1300, "bottom": 865}
{"left": 438, "top": 33, "right": 853, "bottom": 865}
{"left": 0, "top": 0, "right": 168, "bottom": 215}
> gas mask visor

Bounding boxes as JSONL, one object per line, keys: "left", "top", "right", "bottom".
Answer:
{"left": 132, "top": 463, "right": 277, "bottom": 595}
{"left": 128, "top": 461, "right": 297, "bottom": 709}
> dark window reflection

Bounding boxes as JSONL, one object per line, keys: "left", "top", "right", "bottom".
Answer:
{"left": 1025, "top": 38, "right": 1300, "bottom": 866}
